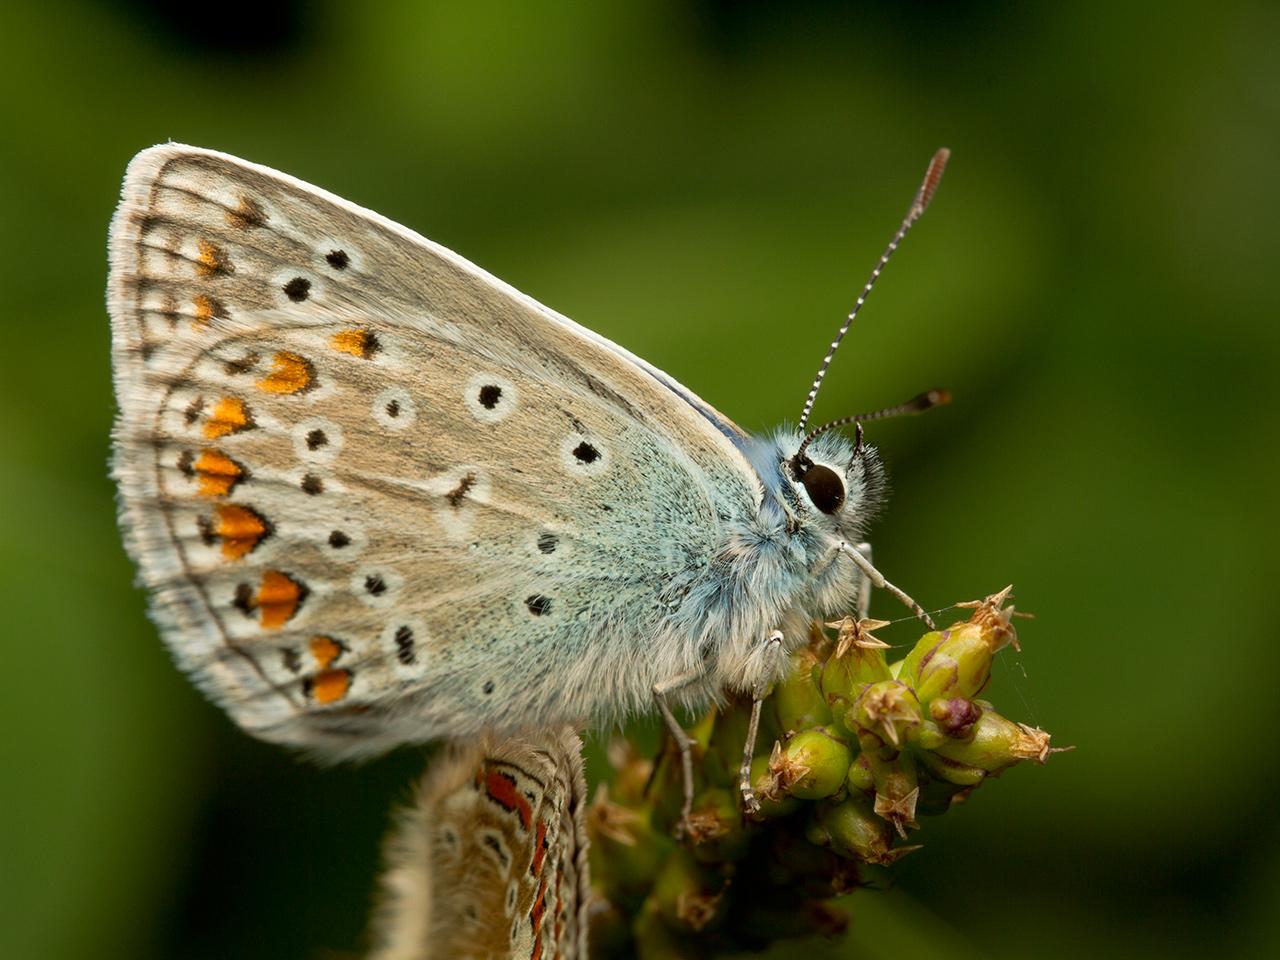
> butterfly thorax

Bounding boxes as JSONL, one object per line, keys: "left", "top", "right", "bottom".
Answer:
{"left": 649, "top": 428, "right": 885, "bottom": 705}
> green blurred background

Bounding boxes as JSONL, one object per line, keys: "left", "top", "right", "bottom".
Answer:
{"left": 2, "top": 1, "right": 1277, "bottom": 957}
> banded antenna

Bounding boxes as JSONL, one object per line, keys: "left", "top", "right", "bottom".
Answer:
{"left": 792, "top": 387, "right": 951, "bottom": 471}
{"left": 797, "top": 148, "right": 950, "bottom": 432}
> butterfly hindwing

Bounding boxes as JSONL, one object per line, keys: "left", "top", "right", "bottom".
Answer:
{"left": 108, "top": 145, "right": 762, "bottom": 756}
{"left": 368, "top": 727, "right": 590, "bottom": 960}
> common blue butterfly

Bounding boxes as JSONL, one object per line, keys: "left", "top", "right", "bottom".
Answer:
{"left": 107, "top": 145, "right": 949, "bottom": 822}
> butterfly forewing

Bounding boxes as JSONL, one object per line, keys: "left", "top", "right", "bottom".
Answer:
{"left": 369, "top": 727, "right": 590, "bottom": 960}
{"left": 109, "top": 145, "right": 761, "bottom": 756}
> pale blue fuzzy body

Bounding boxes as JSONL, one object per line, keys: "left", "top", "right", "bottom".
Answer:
{"left": 551, "top": 426, "right": 887, "bottom": 731}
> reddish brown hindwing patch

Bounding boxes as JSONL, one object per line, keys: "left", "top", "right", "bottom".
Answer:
{"left": 483, "top": 767, "right": 533, "bottom": 831}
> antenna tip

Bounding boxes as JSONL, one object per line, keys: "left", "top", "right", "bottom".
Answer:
{"left": 914, "top": 148, "right": 951, "bottom": 216}
{"left": 904, "top": 388, "right": 951, "bottom": 413}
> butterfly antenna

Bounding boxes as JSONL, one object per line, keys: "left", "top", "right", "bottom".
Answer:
{"left": 797, "top": 148, "right": 951, "bottom": 432}
{"left": 793, "top": 388, "right": 950, "bottom": 468}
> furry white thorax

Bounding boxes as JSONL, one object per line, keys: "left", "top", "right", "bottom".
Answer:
{"left": 563, "top": 426, "right": 886, "bottom": 727}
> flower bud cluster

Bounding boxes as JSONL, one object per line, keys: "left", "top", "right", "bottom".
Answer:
{"left": 588, "top": 587, "right": 1065, "bottom": 958}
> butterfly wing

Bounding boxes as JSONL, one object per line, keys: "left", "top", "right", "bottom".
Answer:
{"left": 109, "top": 144, "right": 763, "bottom": 756}
{"left": 369, "top": 727, "right": 590, "bottom": 960}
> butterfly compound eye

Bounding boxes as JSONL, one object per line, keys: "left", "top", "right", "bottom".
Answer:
{"left": 801, "top": 463, "right": 846, "bottom": 514}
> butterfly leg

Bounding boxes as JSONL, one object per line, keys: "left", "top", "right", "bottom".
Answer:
{"left": 739, "top": 630, "right": 784, "bottom": 816}
{"left": 653, "top": 668, "right": 709, "bottom": 833}
{"left": 838, "top": 540, "right": 936, "bottom": 630}
{"left": 854, "top": 541, "right": 874, "bottom": 620}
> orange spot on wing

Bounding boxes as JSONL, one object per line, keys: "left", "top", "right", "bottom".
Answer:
{"left": 309, "top": 635, "right": 342, "bottom": 669}
{"left": 192, "top": 294, "right": 225, "bottom": 328}
{"left": 204, "top": 397, "right": 250, "bottom": 439}
{"left": 257, "top": 351, "right": 313, "bottom": 394}
{"left": 257, "top": 570, "right": 305, "bottom": 628}
{"left": 331, "top": 328, "right": 376, "bottom": 358}
{"left": 194, "top": 450, "right": 243, "bottom": 497}
{"left": 308, "top": 668, "right": 351, "bottom": 704}
{"left": 216, "top": 504, "right": 269, "bottom": 559}
{"left": 195, "top": 239, "right": 233, "bottom": 277}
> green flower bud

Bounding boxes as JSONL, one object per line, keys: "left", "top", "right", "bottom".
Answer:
{"left": 770, "top": 727, "right": 852, "bottom": 800}
{"left": 932, "top": 709, "right": 1059, "bottom": 774}
{"left": 900, "top": 587, "right": 1020, "bottom": 704}
{"left": 849, "top": 680, "right": 922, "bottom": 748}
{"left": 808, "top": 795, "right": 906, "bottom": 865}
{"left": 773, "top": 647, "right": 833, "bottom": 734}
{"left": 899, "top": 626, "right": 982, "bottom": 704}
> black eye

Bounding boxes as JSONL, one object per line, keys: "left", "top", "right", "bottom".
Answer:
{"left": 801, "top": 463, "right": 846, "bottom": 514}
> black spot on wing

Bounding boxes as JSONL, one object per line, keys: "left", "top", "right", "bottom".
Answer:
{"left": 283, "top": 277, "right": 311, "bottom": 302}
{"left": 394, "top": 625, "right": 416, "bottom": 665}
{"left": 573, "top": 442, "right": 600, "bottom": 464}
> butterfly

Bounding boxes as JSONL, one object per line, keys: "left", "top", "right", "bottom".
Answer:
{"left": 367, "top": 726, "right": 589, "bottom": 960}
{"left": 107, "top": 144, "right": 948, "bottom": 817}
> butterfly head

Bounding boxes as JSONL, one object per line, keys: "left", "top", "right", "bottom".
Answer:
{"left": 773, "top": 426, "right": 886, "bottom": 542}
